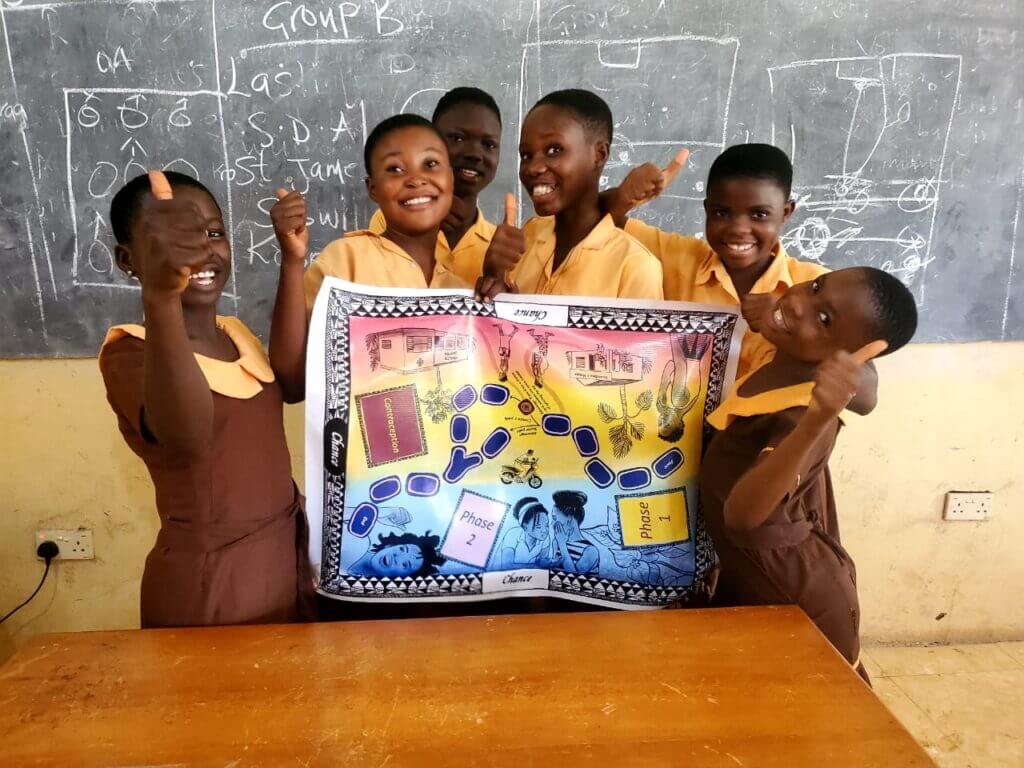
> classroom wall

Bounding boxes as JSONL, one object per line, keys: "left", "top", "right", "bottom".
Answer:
{"left": 2, "top": 342, "right": 1022, "bottom": 661}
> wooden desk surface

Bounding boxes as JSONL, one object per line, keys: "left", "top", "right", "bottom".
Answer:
{"left": 0, "top": 606, "right": 932, "bottom": 767}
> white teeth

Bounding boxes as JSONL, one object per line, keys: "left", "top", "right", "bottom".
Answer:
{"left": 189, "top": 270, "right": 215, "bottom": 281}
{"left": 402, "top": 196, "right": 432, "bottom": 206}
{"left": 727, "top": 243, "right": 755, "bottom": 252}
{"left": 532, "top": 184, "right": 554, "bottom": 197}
{"left": 773, "top": 308, "right": 787, "bottom": 329}
{"left": 458, "top": 169, "right": 479, "bottom": 177}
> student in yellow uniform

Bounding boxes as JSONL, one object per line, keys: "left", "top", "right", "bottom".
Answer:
{"left": 476, "top": 89, "right": 663, "bottom": 302}
{"left": 605, "top": 143, "right": 877, "bottom": 410}
{"left": 368, "top": 87, "right": 501, "bottom": 286}
{"left": 267, "top": 113, "right": 460, "bottom": 402}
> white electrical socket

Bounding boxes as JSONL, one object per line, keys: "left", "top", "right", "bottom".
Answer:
{"left": 942, "top": 492, "right": 992, "bottom": 522}
{"left": 35, "top": 529, "right": 95, "bottom": 560}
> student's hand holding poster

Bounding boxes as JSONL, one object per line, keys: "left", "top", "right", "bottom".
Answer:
{"left": 305, "top": 280, "right": 744, "bottom": 609}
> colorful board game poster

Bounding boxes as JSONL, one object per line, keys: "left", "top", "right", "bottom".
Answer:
{"left": 306, "top": 280, "right": 743, "bottom": 609}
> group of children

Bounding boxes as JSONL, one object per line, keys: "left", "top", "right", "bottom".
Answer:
{"left": 98, "top": 86, "right": 918, "bottom": 679}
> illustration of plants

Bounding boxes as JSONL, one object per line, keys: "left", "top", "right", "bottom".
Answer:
{"left": 422, "top": 367, "right": 455, "bottom": 424}
{"left": 593, "top": 346, "right": 654, "bottom": 458}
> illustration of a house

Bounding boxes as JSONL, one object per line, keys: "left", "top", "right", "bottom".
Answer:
{"left": 366, "top": 328, "right": 474, "bottom": 374}
{"left": 566, "top": 346, "right": 647, "bottom": 386}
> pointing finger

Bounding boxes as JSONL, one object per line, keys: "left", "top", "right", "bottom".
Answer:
{"left": 277, "top": 188, "right": 289, "bottom": 201}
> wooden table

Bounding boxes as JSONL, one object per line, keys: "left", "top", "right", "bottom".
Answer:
{"left": 0, "top": 606, "right": 933, "bottom": 767}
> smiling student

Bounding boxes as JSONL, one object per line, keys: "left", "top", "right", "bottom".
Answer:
{"left": 99, "top": 171, "right": 313, "bottom": 628}
{"left": 700, "top": 268, "right": 918, "bottom": 679}
{"left": 267, "top": 113, "right": 462, "bottom": 402}
{"left": 369, "top": 87, "right": 502, "bottom": 285}
{"left": 476, "top": 89, "right": 663, "bottom": 301}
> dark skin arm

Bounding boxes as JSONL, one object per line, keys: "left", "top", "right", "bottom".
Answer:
{"left": 599, "top": 149, "right": 690, "bottom": 228}
{"left": 137, "top": 172, "right": 216, "bottom": 459}
{"left": 268, "top": 189, "right": 310, "bottom": 403}
{"left": 724, "top": 341, "right": 886, "bottom": 531}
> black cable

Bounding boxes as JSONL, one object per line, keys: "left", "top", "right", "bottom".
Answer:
{"left": 0, "top": 541, "right": 59, "bottom": 625}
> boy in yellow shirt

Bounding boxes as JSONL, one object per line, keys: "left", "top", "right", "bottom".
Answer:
{"left": 605, "top": 143, "right": 876, "bottom": 409}
{"left": 369, "top": 87, "right": 502, "bottom": 286}
{"left": 476, "top": 89, "right": 662, "bottom": 301}
{"left": 267, "top": 113, "right": 460, "bottom": 401}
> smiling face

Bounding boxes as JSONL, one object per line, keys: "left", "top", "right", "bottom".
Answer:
{"left": 434, "top": 102, "right": 501, "bottom": 200}
{"left": 518, "top": 104, "right": 608, "bottom": 218}
{"left": 119, "top": 184, "right": 231, "bottom": 307}
{"left": 703, "top": 177, "right": 795, "bottom": 274}
{"left": 366, "top": 125, "right": 454, "bottom": 236}
{"left": 369, "top": 543, "right": 425, "bottom": 578}
{"left": 758, "top": 271, "right": 880, "bottom": 362}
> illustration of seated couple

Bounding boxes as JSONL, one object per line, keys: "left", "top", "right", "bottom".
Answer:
{"left": 347, "top": 489, "right": 599, "bottom": 579}
{"left": 499, "top": 492, "right": 599, "bottom": 574}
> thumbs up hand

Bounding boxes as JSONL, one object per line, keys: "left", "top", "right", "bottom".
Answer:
{"left": 480, "top": 193, "right": 527, "bottom": 288}
{"left": 270, "top": 188, "right": 309, "bottom": 265}
{"left": 137, "top": 170, "right": 211, "bottom": 299}
{"left": 603, "top": 148, "right": 690, "bottom": 225}
{"left": 807, "top": 341, "right": 888, "bottom": 424}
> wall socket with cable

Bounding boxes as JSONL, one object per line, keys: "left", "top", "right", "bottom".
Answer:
{"left": 35, "top": 529, "right": 94, "bottom": 560}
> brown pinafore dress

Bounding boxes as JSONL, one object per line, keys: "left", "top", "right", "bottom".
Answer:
{"left": 699, "top": 366, "right": 863, "bottom": 670}
{"left": 99, "top": 316, "right": 314, "bottom": 628}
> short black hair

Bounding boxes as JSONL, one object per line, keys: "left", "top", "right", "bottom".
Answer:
{"left": 109, "top": 171, "right": 219, "bottom": 245}
{"left": 363, "top": 113, "right": 445, "bottom": 172}
{"left": 846, "top": 267, "right": 918, "bottom": 355}
{"left": 707, "top": 143, "right": 793, "bottom": 199}
{"left": 513, "top": 497, "right": 548, "bottom": 527}
{"left": 368, "top": 530, "right": 446, "bottom": 578}
{"left": 552, "top": 490, "right": 588, "bottom": 523}
{"left": 433, "top": 87, "right": 501, "bottom": 126}
{"left": 532, "top": 89, "right": 612, "bottom": 144}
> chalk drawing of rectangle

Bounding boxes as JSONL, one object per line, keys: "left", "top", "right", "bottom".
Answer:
{"left": 441, "top": 490, "right": 510, "bottom": 569}
{"left": 63, "top": 87, "right": 225, "bottom": 290}
{"left": 520, "top": 35, "right": 739, "bottom": 148}
{"left": 767, "top": 53, "right": 961, "bottom": 294}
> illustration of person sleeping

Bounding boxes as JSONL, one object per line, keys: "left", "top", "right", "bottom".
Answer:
{"left": 550, "top": 490, "right": 599, "bottom": 575}
{"left": 498, "top": 497, "right": 556, "bottom": 569}
{"left": 349, "top": 531, "right": 446, "bottom": 578}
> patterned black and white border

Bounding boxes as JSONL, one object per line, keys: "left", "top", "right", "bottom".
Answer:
{"left": 318, "top": 287, "right": 739, "bottom": 608}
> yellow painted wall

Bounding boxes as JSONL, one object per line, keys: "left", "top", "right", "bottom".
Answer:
{"left": 2, "top": 342, "right": 1022, "bottom": 661}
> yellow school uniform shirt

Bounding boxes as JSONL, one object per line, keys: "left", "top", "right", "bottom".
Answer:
{"left": 304, "top": 230, "right": 470, "bottom": 311}
{"left": 706, "top": 356, "right": 814, "bottom": 431}
{"left": 509, "top": 214, "right": 663, "bottom": 300}
{"left": 624, "top": 218, "right": 828, "bottom": 376}
{"left": 368, "top": 207, "right": 496, "bottom": 287}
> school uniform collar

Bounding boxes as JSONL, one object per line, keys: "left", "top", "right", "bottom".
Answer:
{"left": 467, "top": 208, "right": 497, "bottom": 243}
{"left": 347, "top": 228, "right": 457, "bottom": 277}
{"left": 697, "top": 242, "right": 798, "bottom": 301}
{"left": 439, "top": 208, "right": 495, "bottom": 254}
{"left": 101, "top": 316, "right": 274, "bottom": 400}
{"left": 530, "top": 214, "right": 618, "bottom": 275}
{"left": 707, "top": 352, "right": 813, "bottom": 430}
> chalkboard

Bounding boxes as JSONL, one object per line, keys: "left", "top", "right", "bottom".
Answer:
{"left": 1, "top": 0, "right": 1021, "bottom": 356}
